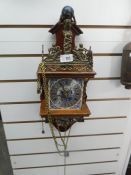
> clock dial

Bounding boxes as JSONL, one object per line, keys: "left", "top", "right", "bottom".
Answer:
{"left": 49, "top": 78, "right": 83, "bottom": 109}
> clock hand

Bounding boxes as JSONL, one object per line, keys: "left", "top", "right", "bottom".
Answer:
{"left": 59, "top": 82, "right": 68, "bottom": 98}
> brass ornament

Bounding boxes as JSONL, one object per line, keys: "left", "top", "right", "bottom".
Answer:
{"left": 37, "top": 43, "right": 93, "bottom": 75}
{"left": 63, "top": 19, "right": 73, "bottom": 54}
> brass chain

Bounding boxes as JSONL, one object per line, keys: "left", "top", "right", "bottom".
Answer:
{"left": 39, "top": 61, "right": 71, "bottom": 155}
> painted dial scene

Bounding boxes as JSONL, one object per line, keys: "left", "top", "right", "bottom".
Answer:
{"left": 49, "top": 78, "right": 83, "bottom": 109}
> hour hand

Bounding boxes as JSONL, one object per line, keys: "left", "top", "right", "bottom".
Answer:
{"left": 59, "top": 82, "right": 67, "bottom": 95}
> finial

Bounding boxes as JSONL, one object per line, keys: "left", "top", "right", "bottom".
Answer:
{"left": 60, "top": 6, "right": 76, "bottom": 23}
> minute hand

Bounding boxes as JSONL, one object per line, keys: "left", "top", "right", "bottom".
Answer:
{"left": 59, "top": 82, "right": 68, "bottom": 98}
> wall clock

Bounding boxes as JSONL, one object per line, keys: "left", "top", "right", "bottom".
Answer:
{"left": 37, "top": 6, "right": 96, "bottom": 135}
{"left": 121, "top": 42, "right": 131, "bottom": 89}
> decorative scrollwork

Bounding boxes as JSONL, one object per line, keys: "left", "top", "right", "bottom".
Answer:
{"left": 73, "top": 44, "right": 93, "bottom": 69}
{"left": 45, "top": 44, "right": 62, "bottom": 62}
{"left": 45, "top": 117, "right": 84, "bottom": 132}
{"left": 63, "top": 31, "right": 72, "bottom": 54}
{"left": 45, "top": 64, "right": 90, "bottom": 72}
{"left": 63, "top": 19, "right": 72, "bottom": 54}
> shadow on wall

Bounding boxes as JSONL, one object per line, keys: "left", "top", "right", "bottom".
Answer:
{"left": 0, "top": 111, "right": 13, "bottom": 175}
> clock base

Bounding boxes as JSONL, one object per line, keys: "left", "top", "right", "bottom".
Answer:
{"left": 40, "top": 100, "right": 90, "bottom": 132}
{"left": 40, "top": 100, "right": 91, "bottom": 118}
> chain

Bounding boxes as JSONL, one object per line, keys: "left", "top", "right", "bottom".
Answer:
{"left": 39, "top": 59, "right": 71, "bottom": 155}
{"left": 39, "top": 45, "right": 72, "bottom": 175}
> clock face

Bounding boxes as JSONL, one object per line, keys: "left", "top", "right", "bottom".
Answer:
{"left": 49, "top": 78, "right": 84, "bottom": 109}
